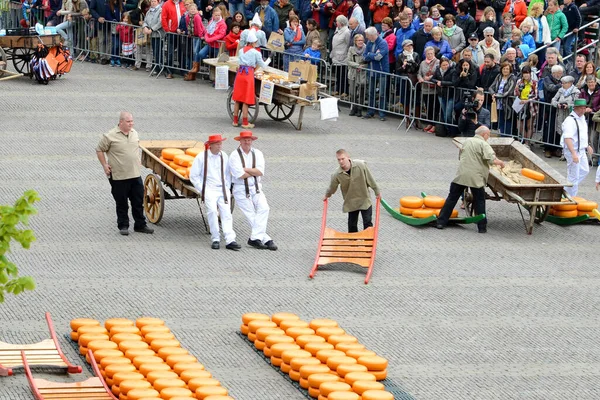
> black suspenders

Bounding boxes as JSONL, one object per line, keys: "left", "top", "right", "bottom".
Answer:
{"left": 236, "top": 148, "right": 260, "bottom": 198}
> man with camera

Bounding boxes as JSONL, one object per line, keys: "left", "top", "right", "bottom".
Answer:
{"left": 457, "top": 90, "right": 490, "bottom": 137}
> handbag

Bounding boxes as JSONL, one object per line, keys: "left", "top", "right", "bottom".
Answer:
{"left": 135, "top": 27, "right": 149, "bottom": 46}
{"left": 491, "top": 99, "right": 498, "bottom": 123}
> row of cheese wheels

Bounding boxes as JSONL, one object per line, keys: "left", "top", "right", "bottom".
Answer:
{"left": 241, "top": 312, "right": 394, "bottom": 400}
{"left": 160, "top": 148, "right": 204, "bottom": 178}
{"left": 399, "top": 196, "right": 458, "bottom": 219}
{"left": 549, "top": 197, "right": 599, "bottom": 218}
{"left": 69, "top": 317, "right": 232, "bottom": 400}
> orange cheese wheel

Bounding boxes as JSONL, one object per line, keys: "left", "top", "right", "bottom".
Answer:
{"left": 437, "top": 209, "right": 459, "bottom": 218}
{"left": 327, "top": 356, "right": 357, "bottom": 371}
{"left": 352, "top": 380, "right": 385, "bottom": 394}
{"left": 145, "top": 370, "right": 179, "bottom": 384}
{"left": 412, "top": 208, "right": 435, "bottom": 218}
{"left": 110, "top": 326, "right": 141, "bottom": 337}
{"left": 126, "top": 388, "right": 161, "bottom": 400}
{"left": 143, "top": 332, "right": 175, "bottom": 344}
{"left": 70, "top": 331, "right": 79, "bottom": 342}
{"left": 400, "top": 196, "right": 424, "bottom": 208}
{"left": 173, "top": 362, "right": 205, "bottom": 375}
{"left": 120, "top": 380, "right": 152, "bottom": 395}
{"left": 345, "top": 372, "right": 376, "bottom": 386}
{"left": 256, "top": 327, "right": 286, "bottom": 341}
{"left": 105, "top": 363, "right": 137, "bottom": 379}
{"left": 270, "top": 356, "right": 283, "bottom": 367}
{"left": 160, "top": 387, "right": 193, "bottom": 399}
{"left": 120, "top": 340, "right": 150, "bottom": 353}
{"left": 174, "top": 154, "right": 195, "bottom": 167}
{"left": 135, "top": 317, "right": 165, "bottom": 329}
{"left": 105, "top": 318, "right": 134, "bottom": 331}
{"left": 78, "top": 325, "right": 109, "bottom": 336}
{"left": 269, "top": 343, "right": 300, "bottom": 357}
{"left": 138, "top": 362, "right": 171, "bottom": 376}
{"left": 300, "top": 364, "right": 331, "bottom": 379}
{"left": 399, "top": 206, "right": 419, "bottom": 216}
{"left": 79, "top": 333, "right": 110, "bottom": 347}
{"left": 118, "top": 393, "right": 128, "bottom": 400}
{"left": 166, "top": 354, "right": 197, "bottom": 368}
{"left": 286, "top": 327, "right": 315, "bottom": 339}
{"left": 327, "top": 335, "right": 358, "bottom": 346}
{"left": 308, "top": 387, "right": 321, "bottom": 398}
{"left": 160, "top": 157, "right": 169, "bottom": 164}
{"left": 316, "top": 349, "right": 346, "bottom": 363}
{"left": 337, "top": 363, "right": 368, "bottom": 377}
{"left": 265, "top": 334, "right": 295, "bottom": 347}
{"left": 263, "top": 347, "right": 272, "bottom": 358}
{"left": 92, "top": 349, "right": 124, "bottom": 363}
{"left": 254, "top": 340, "right": 266, "bottom": 350}
{"left": 299, "top": 378, "right": 310, "bottom": 389}
{"left": 133, "top": 355, "right": 164, "bottom": 369}
{"left": 328, "top": 392, "right": 360, "bottom": 400}
{"left": 315, "top": 327, "right": 345, "bottom": 339}
{"left": 319, "top": 381, "right": 352, "bottom": 397}
{"left": 357, "top": 356, "right": 388, "bottom": 371}
{"left": 578, "top": 210, "right": 591, "bottom": 216}
{"left": 279, "top": 320, "right": 310, "bottom": 331}
{"left": 101, "top": 356, "right": 132, "bottom": 370}
{"left": 195, "top": 386, "right": 228, "bottom": 399}
{"left": 290, "top": 357, "right": 321, "bottom": 371}
{"left": 71, "top": 318, "right": 101, "bottom": 332}
{"left": 169, "top": 161, "right": 179, "bottom": 169}
{"left": 371, "top": 369, "right": 387, "bottom": 380}
{"left": 297, "top": 335, "right": 326, "bottom": 348}
{"left": 176, "top": 167, "right": 188, "bottom": 177}
{"left": 157, "top": 347, "right": 188, "bottom": 360}
{"left": 335, "top": 343, "right": 365, "bottom": 353}
{"left": 552, "top": 200, "right": 578, "bottom": 211}
{"left": 308, "top": 373, "right": 340, "bottom": 388}
{"left": 281, "top": 362, "right": 292, "bottom": 374}
{"left": 79, "top": 346, "right": 89, "bottom": 356}
{"left": 111, "top": 385, "right": 120, "bottom": 396}
{"left": 241, "top": 313, "right": 270, "bottom": 325}
{"left": 202, "top": 396, "right": 232, "bottom": 400}
{"left": 112, "top": 372, "right": 145, "bottom": 387}
{"left": 161, "top": 148, "right": 185, "bottom": 161}
{"left": 271, "top": 312, "right": 300, "bottom": 325}
{"left": 150, "top": 339, "right": 180, "bottom": 352}
{"left": 309, "top": 319, "right": 338, "bottom": 331}
{"left": 521, "top": 168, "right": 545, "bottom": 181}
{"left": 187, "top": 377, "right": 221, "bottom": 392}
{"left": 289, "top": 369, "right": 302, "bottom": 381}
{"left": 125, "top": 348, "right": 156, "bottom": 360}
{"left": 577, "top": 200, "right": 598, "bottom": 211}
{"left": 112, "top": 333, "right": 144, "bottom": 345}
{"left": 361, "top": 390, "right": 394, "bottom": 400}
{"left": 185, "top": 147, "right": 203, "bottom": 157}
{"left": 248, "top": 332, "right": 257, "bottom": 342}
{"left": 304, "top": 342, "right": 335, "bottom": 356}
{"left": 240, "top": 324, "right": 250, "bottom": 336}
{"left": 423, "top": 195, "right": 445, "bottom": 208}
{"left": 153, "top": 378, "right": 187, "bottom": 392}
{"left": 553, "top": 209, "right": 579, "bottom": 218}
{"left": 141, "top": 325, "right": 171, "bottom": 336}
{"left": 346, "top": 349, "right": 377, "bottom": 359}
{"left": 282, "top": 349, "right": 312, "bottom": 364}
{"left": 318, "top": 396, "right": 328, "bottom": 400}
{"left": 248, "top": 320, "right": 277, "bottom": 334}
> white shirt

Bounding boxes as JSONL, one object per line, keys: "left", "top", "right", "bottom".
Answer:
{"left": 190, "top": 150, "right": 231, "bottom": 192}
{"left": 229, "top": 147, "right": 265, "bottom": 189}
{"left": 561, "top": 112, "right": 588, "bottom": 152}
{"left": 174, "top": 0, "right": 181, "bottom": 25}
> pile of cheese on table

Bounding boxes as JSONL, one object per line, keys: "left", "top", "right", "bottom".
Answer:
{"left": 398, "top": 196, "right": 458, "bottom": 219}
{"left": 254, "top": 71, "right": 288, "bottom": 84}
{"left": 160, "top": 148, "right": 204, "bottom": 179}
{"left": 241, "top": 312, "right": 394, "bottom": 400}
{"left": 550, "top": 197, "right": 598, "bottom": 218}
{"left": 70, "top": 317, "right": 232, "bottom": 400}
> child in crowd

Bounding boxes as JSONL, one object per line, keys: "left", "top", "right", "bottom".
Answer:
{"left": 519, "top": 20, "right": 535, "bottom": 51}
{"left": 304, "top": 18, "right": 320, "bottom": 50}
{"left": 21, "top": 0, "right": 34, "bottom": 27}
{"left": 514, "top": 65, "right": 537, "bottom": 148}
{"left": 499, "top": 13, "right": 514, "bottom": 49}
{"left": 551, "top": 75, "right": 579, "bottom": 136}
{"left": 82, "top": 8, "right": 98, "bottom": 63}
{"left": 502, "top": 28, "right": 523, "bottom": 53}
{"left": 523, "top": 53, "right": 539, "bottom": 80}
{"left": 225, "top": 21, "right": 241, "bottom": 56}
{"left": 116, "top": 12, "right": 135, "bottom": 69}
{"left": 304, "top": 38, "right": 321, "bottom": 64}
{"left": 429, "top": 5, "right": 443, "bottom": 25}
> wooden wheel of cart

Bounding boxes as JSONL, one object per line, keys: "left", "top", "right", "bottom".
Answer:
{"left": 12, "top": 48, "right": 33, "bottom": 75}
{"left": 144, "top": 174, "right": 165, "bottom": 224}
{"left": 226, "top": 87, "right": 259, "bottom": 123}
{"left": 264, "top": 101, "right": 295, "bottom": 121}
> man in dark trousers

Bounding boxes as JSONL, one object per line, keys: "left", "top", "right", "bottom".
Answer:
{"left": 325, "top": 149, "right": 381, "bottom": 233}
{"left": 96, "top": 112, "right": 154, "bottom": 236}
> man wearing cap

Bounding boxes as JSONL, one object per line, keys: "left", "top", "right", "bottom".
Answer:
{"left": 324, "top": 149, "right": 381, "bottom": 233}
{"left": 229, "top": 131, "right": 277, "bottom": 251}
{"left": 465, "top": 33, "right": 482, "bottom": 67}
{"left": 561, "top": 99, "right": 594, "bottom": 197}
{"left": 239, "top": 13, "right": 268, "bottom": 48}
{"left": 189, "top": 134, "right": 241, "bottom": 250}
{"left": 96, "top": 112, "right": 154, "bottom": 236}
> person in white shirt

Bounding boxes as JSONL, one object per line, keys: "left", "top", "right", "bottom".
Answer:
{"left": 561, "top": 99, "right": 594, "bottom": 197}
{"left": 190, "top": 134, "right": 241, "bottom": 250}
{"left": 228, "top": 131, "right": 277, "bottom": 250}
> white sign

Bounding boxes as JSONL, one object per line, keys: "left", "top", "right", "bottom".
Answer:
{"left": 215, "top": 65, "right": 229, "bottom": 90}
{"left": 259, "top": 80, "right": 274, "bottom": 105}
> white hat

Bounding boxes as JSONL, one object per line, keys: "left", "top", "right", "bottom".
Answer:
{"left": 246, "top": 30, "right": 258, "bottom": 43}
{"left": 251, "top": 13, "right": 262, "bottom": 27}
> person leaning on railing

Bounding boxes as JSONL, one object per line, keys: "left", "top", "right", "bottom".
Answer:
{"left": 142, "top": 0, "right": 164, "bottom": 76}
{"left": 417, "top": 45, "right": 439, "bottom": 132}
{"left": 541, "top": 64, "right": 564, "bottom": 157}
{"left": 431, "top": 56, "right": 455, "bottom": 126}
{"left": 345, "top": 33, "right": 368, "bottom": 117}
{"left": 489, "top": 61, "right": 517, "bottom": 137}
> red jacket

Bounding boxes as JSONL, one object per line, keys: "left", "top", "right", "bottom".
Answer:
{"left": 503, "top": 0, "right": 527, "bottom": 27}
{"left": 186, "top": 13, "right": 206, "bottom": 38}
{"left": 116, "top": 24, "right": 134, "bottom": 43}
{"left": 204, "top": 18, "right": 227, "bottom": 49}
{"left": 161, "top": 0, "right": 186, "bottom": 32}
{"left": 225, "top": 30, "right": 241, "bottom": 55}
{"left": 329, "top": 1, "right": 350, "bottom": 29}
{"left": 369, "top": 0, "right": 393, "bottom": 24}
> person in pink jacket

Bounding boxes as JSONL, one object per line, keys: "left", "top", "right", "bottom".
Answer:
{"left": 178, "top": 3, "right": 207, "bottom": 81}
{"left": 380, "top": 17, "right": 396, "bottom": 65}
{"left": 196, "top": 7, "right": 227, "bottom": 66}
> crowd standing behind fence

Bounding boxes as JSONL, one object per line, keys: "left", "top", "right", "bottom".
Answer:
{"left": 3, "top": 0, "right": 600, "bottom": 158}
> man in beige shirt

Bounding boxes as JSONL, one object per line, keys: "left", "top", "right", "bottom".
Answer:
{"left": 325, "top": 149, "right": 381, "bottom": 233}
{"left": 96, "top": 111, "right": 154, "bottom": 236}
{"left": 436, "top": 126, "right": 505, "bottom": 233}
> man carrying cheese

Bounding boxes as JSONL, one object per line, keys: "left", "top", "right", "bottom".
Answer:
{"left": 228, "top": 131, "right": 277, "bottom": 251}
{"left": 562, "top": 98, "right": 594, "bottom": 197}
{"left": 189, "top": 134, "right": 241, "bottom": 250}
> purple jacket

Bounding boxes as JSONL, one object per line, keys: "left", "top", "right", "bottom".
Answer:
{"left": 579, "top": 87, "right": 600, "bottom": 112}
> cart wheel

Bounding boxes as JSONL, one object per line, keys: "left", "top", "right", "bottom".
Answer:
{"left": 264, "top": 102, "right": 296, "bottom": 121}
{"left": 463, "top": 188, "right": 474, "bottom": 216}
{"left": 144, "top": 174, "right": 165, "bottom": 224}
{"left": 12, "top": 48, "right": 33, "bottom": 76}
{"left": 534, "top": 205, "right": 550, "bottom": 223}
{"left": 226, "top": 88, "right": 259, "bottom": 124}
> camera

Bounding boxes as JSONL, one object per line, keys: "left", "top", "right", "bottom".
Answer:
{"left": 463, "top": 92, "right": 479, "bottom": 119}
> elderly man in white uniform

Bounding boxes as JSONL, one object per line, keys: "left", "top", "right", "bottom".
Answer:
{"left": 228, "top": 131, "right": 277, "bottom": 251}
{"left": 190, "top": 134, "right": 241, "bottom": 251}
{"left": 561, "top": 98, "right": 594, "bottom": 197}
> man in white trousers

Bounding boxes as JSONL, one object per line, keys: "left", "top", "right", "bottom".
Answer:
{"left": 228, "top": 131, "right": 277, "bottom": 251}
{"left": 190, "top": 134, "right": 241, "bottom": 251}
{"left": 561, "top": 99, "right": 594, "bottom": 197}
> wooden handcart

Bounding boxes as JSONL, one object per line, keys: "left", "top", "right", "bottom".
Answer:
{"left": 0, "top": 34, "right": 61, "bottom": 78}
{"left": 204, "top": 57, "right": 325, "bottom": 131}
{"left": 453, "top": 137, "right": 576, "bottom": 234}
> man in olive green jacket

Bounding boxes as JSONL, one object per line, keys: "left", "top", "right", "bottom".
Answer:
{"left": 325, "top": 149, "right": 381, "bottom": 233}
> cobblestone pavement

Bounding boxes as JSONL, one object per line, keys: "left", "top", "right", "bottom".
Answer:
{"left": 0, "top": 63, "right": 599, "bottom": 400}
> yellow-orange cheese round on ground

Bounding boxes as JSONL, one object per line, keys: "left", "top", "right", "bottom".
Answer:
{"left": 138, "top": 362, "right": 171, "bottom": 376}
{"left": 308, "top": 373, "right": 340, "bottom": 388}
{"left": 125, "top": 348, "right": 156, "bottom": 360}
{"left": 144, "top": 331, "right": 175, "bottom": 344}
{"left": 400, "top": 196, "right": 424, "bottom": 208}
{"left": 78, "top": 325, "right": 109, "bottom": 336}
{"left": 286, "top": 327, "right": 315, "bottom": 339}
{"left": 166, "top": 354, "right": 197, "bottom": 368}
{"left": 247, "top": 332, "right": 257, "bottom": 342}
{"left": 100, "top": 356, "right": 132, "bottom": 370}
{"left": 577, "top": 200, "right": 598, "bottom": 211}
{"left": 328, "top": 392, "right": 360, "bottom": 400}
{"left": 145, "top": 370, "right": 179, "bottom": 384}
{"left": 125, "top": 388, "right": 161, "bottom": 400}
{"left": 105, "top": 363, "right": 137, "bottom": 378}
{"left": 150, "top": 339, "right": 180, "bottom": 352}
{"left": 326, "top": 356, "right": 357, "bottom": 371}
{"left": 553, "top": 200, "right": 578, "bottom": 211}
{"left": 132, "top": 355, "right": 164, "bottom": 369}
{"left": 248, "top": 320, "right": 277, "bottom": 334}
{"left": 70, "top": 331, "right": 79, "bottom": 341}
{"left": 187, "top": 377, "right": 221, "bottom": 392}
{"left": 263, "top": 347, "right": 273, "bottom": 358}
{"left": 270, "top": 343, "right": 300, "bottom": 358}
{"left": 299, "top": 364, "right": 331, "bottom": 379}
{"left": 240, "top": 324, "right": 249, "bottom": 335}
{"left": 152, "top": 378, "right": 187, "bottom": 392}
{"left": 79, "top": 346, "right": 88, "bottom": 356}
{"left": 173, "top": 362, "right": 205, "bottom": 375}
{"left": 71, "top": 318, "right": 101, "bottom": 332}
{"left": 327, "top": 335, "right": 358, "bottom": 346}
{"left": 120, "top": 340, "right": 150, "bottom": 353}
{"left": 112, "top": 371, "right": 145, "bottom": 386}
{"left": 105, "top": 318, "right": 134, "bottom": 331}
{"left": 297, "top": 335, "right": 326, "bottom": 348}
{"left": 112, "top": 333, "right": 143, "bottom": 344}
{"left": 135, "top": 317, "right": 165, "bottom": 329}
{"left": 280, "top": 362, "right": 292, "bottom": 374}
{"left": 335, "top": 342, "right": 365, "bottom": 353}
{"left": 315, "top": 327, "right": 345, "bottom": 339}
{"left": 319, "top": 381, "right": 352, "bottom": 397}
{"left": 352, "top": 380, "right": 385, "bottom": 395}
{"left": 346, "top": 349, "right": 377, "bottom": 359}
{"left": 195, "top": 386, "right": 228, "bottom": 399}
{"left": 289, "top": 369, "right": 301, "bottom": 381}
{"left": 265, "top": 334, "right": 295, "bottom": 347}
{"left": 256, "top": 327, "right": 286, "bottom": 341}
{"left": 357, "top": 356, "right": 388, "bottom": 371}
{"left": 371, "top": 369, "right": 387, "bottom": 380}
{"left": 308, "top": 387, "right": 321, "bottom": 398}
{"left": 304, "top": 342, "right": 335, "bottom": 356}
{"left": 521, "top": 168, "right": 545, "bottom": 181}
{"left": 290, "top": 357, "right": 321, "bottom": 371}
{"left": 160, "top": 387, "right": 193, "bottom": 399}
{"left": 337, "top": 363, "right": 368, "bottom": 377}
{"left": 92, "top": 349, "right": 124, "bottom": 362}
{"left": 79, "top": 333, "right": 110, "bottom": 347}
{"left": 280, "top": 320, "right": 310, "bottom": 331}
{"left": 423, "top": 195, "right": 445, "bottom": 208}
{"left": 241, "top": 313, "right": 270, "bottom": 325}
{"left": 270, "top": 356, "right": 283, "bottom": 367}
{"left": 141, "top": 325, "right": 171, "bottom": 336}
{"left": 412, "top": 208, "right": 435, "bottom": 218}
{"left": 174, "top": 154, "right": 195, "bottom": 167}
{"left": 161, "top": 148, "right": 185, "bottom": 161}
{"left": 110, "top": 326, "right": 141, "bottom": 337}
{"left": 316, "top": 349, "right": 346, "bottom": 363}
{"left": 271, "top": 312, "right": 300, "bottom": 325}
{"left": 344, "top": 372, "right": 376, "bottom": 386}
{"left": 553, "top": 209, "right": 579, "bottom": 218}
{"left": 308, "top": 319, "right": 338, "bottom": 331}
{"left": 299, "top": 378, "right": 310, "bottom": 389}
{"left": 361, "top": 389, "right": 395, "bottom": 400}
{"left": 185, "top": 147, "right": 203, "bottom": 157}
{"left": 157, "top": 347, "right": 188, "bottom": 360}
{"left": 119, "top": 380, "right": 152, "bottom": 395}
{"left": 254, "top": 339, "right": 266, "bottom": 350}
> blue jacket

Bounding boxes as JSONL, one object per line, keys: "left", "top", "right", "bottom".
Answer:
{"left": 254, "top": 5, "right": 279, "bottom": 37}
{"left": 364, "top": 36, "right": 389, "bottom": 73}
{"left": 105, "top": 3, "right": 121, "bottom": 23}
{"left": 303, "top": 47, "right": 320, "bottom": 64}
{"left": 394, "top": 26, "right": 416, "bottom": 59}
{"left": 297, "top": 0, "right": 312, "bottom": 23}
{"left": 89, "top": 0, "right": 106, "bottom": 19}
{"left": 424, "top": 39, "right": 452, "bottom": 59}
{"left": 522, "top": 33, "right": 535, "bottom": 51}
{"left": 284, "top": 26, "right": 306, "bottom": 53}
{"left": 244, "top": 2, "right": 255, "bottom": 20}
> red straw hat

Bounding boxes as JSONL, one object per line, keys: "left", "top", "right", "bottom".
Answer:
{"left": 205, "top": 134, "right": 227, "bottom": 146}
{"left": 234, "top": 131, "right": 258, "bottom": 141}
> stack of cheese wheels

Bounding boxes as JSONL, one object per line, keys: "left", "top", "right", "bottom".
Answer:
{"left": 551, "top": 199, "right": 579, "bottom": 218}
{"left": 264, "top": 334, "right": 296, "bottom": 359}
{"left": 255, "top": 327, "right": 285, "bottom": 351}
{"left": 356, "top": 356, "right": 388, "bottom": 381}
{"left": 160, "top": 148, "right": 184, "bottom": 166}
{"left": 573, "top": 197, "right": 599, "bottom": 217}
{"left": 289, "top": 356, "right": 321, "bottom": 382}
{"left": 398, "top": 196, "right": 424, "bottom": 216}
{"left": 77, "top": 325, "right": 109, "bottom": 357}
{"left": 70, "top": 318, "right": 101, "bottom": 342}
{"left": 317, "top": 381, "right": 353, "bottom": 400}
{"left": 280, "top": 349, "right": 312, "bottom": 374}
{"left": 307, "top": 373, "right": 340, "bottom": 398}
{"left": 352, "top": 380, "right": 385, "bottom": 395}
{"left": 399, "top": 195, "right": 458, "bottom": 218}
{"left": 240, "top": 313, "right": 270, "bottom": 337}
{"left": 423, "top": 195, "right": 457, "bottom": 218}
{"left": 185, "top": 147, "right": 203, "bottom": 158}
{"left": 167, "top": 153, "right": 195, "bottom": 179}
{"left": 247, "top": 319, "right": 277, "bottom": 343}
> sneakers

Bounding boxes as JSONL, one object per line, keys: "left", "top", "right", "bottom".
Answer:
{"left": 134, "top": 226, "right": 154, "bottom": 234}
{"left": 248, "top": 239, "right": 267, "bottom": 249}
{"left": 211, "top": 241, "right": 220, "bottom": 250}
{"left": 110, "top": 60, "right": 115, "bottom": 67}
{"left": 379, "top": 117, "right": 386, "bottom": 122}
{"left": 226, "top": 241, "right": 241, "bottom": 250}
{"left": 264, "top": 240, "right": 278, "bottom": 251}
{"left": 241, "top": 123, "right": 255, "bottom": 129}
{"left": 119, "top": 228, "right": 129, "bottom": 236}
